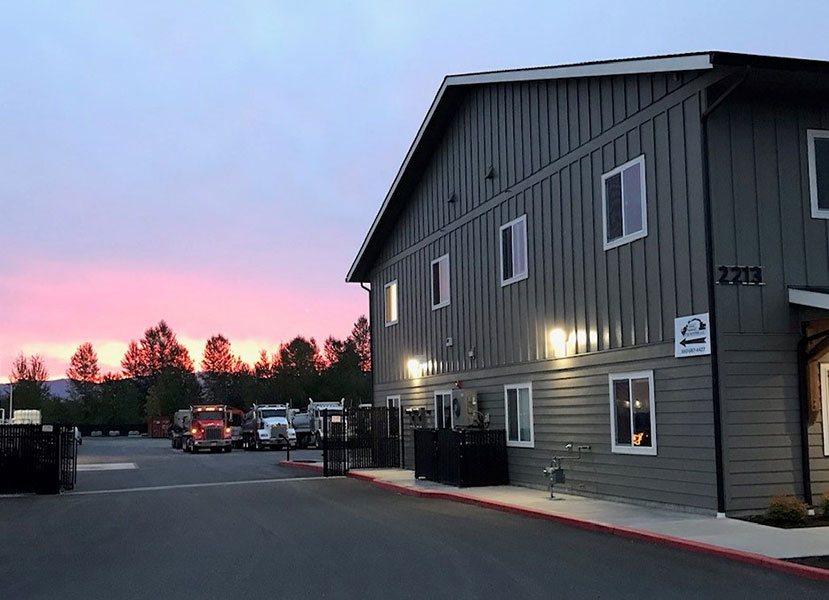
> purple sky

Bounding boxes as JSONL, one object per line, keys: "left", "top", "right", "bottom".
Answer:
{"left": 1, "top": 1, "right": 827, "bottom": 379}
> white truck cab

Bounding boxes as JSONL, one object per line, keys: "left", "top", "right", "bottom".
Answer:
{"left": 242, "top": 404, "right": 296, "bottom": 450}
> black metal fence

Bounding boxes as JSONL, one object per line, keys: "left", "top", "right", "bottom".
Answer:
{"left": 414, "top": 428, "right": 509, "bottom": 488}
{"left": 0, "top": 425, "right": 77, "bottom": 494}
{"left": 322, "top": 407, "right": 400, "bottom": 476}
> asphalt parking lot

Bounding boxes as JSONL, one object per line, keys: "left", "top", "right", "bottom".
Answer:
{"left": 1, "top": 439, "right": 826, "bottom": 599}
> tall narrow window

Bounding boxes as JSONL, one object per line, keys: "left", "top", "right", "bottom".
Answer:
{"left": 807, "top": 130, "right": 829, "bottom": 219}
{"left": 504, "top": 383, "right": 534, "bottom": 447}
{"left": 435, "top": 391, "right": 453, "bottom": 429}
{"left": 821, "top": 364, "right": 829, "bottom": 456}
{"left": 500, "top": 215, "right": 528, "bottom": 286}
{"left": 431, "top": 254, "right": 450, "bottom": 309}
{"left": 601, "top": 155, "right": 647, "bottom": 249}
{"left": 609, "top": 371, "right": 657, "bottom": 456}
{"left": 384, "top": 280, "right": 398, "bottom": 326}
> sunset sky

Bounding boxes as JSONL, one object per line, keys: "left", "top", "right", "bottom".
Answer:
{"left": 1, "top": 1, "right": 827, "bottom": 380}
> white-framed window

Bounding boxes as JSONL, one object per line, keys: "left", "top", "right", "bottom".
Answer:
{"left": 601, "top": 155, "right": 647, "bottom": 250}
{"left": 500, "top": 214, "right": 528, "bottom": 286}
{"left": 386, "top": 395, "right": 401, "bottom": 435}
{"left": 384, "top": 280, "right": 398, "bottom": 326}
{"left": 807, "top": 129, "right": 829, "bottom": 219}
{"left": 434, "top": 390, "right": 453, "bottom": 429}
{"left": 431, "top": 254, "right": 450, "bottom": 310}
{"left": 821, "top": 364, "right": 829, "bottom": 456}
{"left": 504, "top": 383, "right": 534, "bottom": 447}
{"left": 608, "top": 371, "right": 657, "bottom": 456}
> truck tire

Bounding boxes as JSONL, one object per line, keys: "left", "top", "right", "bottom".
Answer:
{"left": 224, "top": 445, "right": 232, "bottom": 453}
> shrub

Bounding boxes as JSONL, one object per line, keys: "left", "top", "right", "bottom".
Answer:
{"left": 819, "top": 491, "right": 829, "bottom": 516}
{"left": 765, "top": 496, "right": 808, "bottom": 524}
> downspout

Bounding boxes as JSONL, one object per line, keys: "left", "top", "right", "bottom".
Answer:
{"left": 796, "top": 326, "right": 829, "bottom": 506}
{"left": 360, "top": 282, "right": 374, "bottom": 405}
{"left": 699, "top": 66, "right": 749, "bottom": 515}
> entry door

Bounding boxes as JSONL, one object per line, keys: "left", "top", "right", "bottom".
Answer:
{"left": 386, "top": 395, "right": 402, "bottom": 468}
{"left": 435, "top": 391, "right": 453, "bottom": 429}
{"left": 822, "top": 364, "right": 829, "bottom": 456}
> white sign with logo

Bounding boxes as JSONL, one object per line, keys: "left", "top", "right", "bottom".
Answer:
{"left": 674, "top": 312, "right": 711, "bottom": 358}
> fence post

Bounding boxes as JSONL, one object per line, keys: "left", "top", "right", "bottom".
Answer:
{"left": 322, "top": 409, "right": 328, "bottom": 477}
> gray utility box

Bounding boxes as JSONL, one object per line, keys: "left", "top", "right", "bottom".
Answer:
{"left": 451, "top": 389, "right": 478, "bottom": 428}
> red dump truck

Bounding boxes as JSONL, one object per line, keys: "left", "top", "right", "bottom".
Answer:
{"left": 181, "top": 404, "right": 233, "bottom": 453}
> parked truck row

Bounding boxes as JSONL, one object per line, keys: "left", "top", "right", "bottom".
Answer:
{"left": 168, "top": 400, "right": 345, "bottom": 454}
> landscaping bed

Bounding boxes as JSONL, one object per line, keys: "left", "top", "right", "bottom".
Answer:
{"left": 739, "top": 513, "right": 829, "bottom": 529}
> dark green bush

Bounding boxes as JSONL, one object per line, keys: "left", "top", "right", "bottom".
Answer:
{"left": 765, "top": 496, "right": 808, "bottom": 524}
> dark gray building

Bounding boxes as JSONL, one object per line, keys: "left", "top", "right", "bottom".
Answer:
{"left": 347, "top": 52, "right": 829, "bottom": 515}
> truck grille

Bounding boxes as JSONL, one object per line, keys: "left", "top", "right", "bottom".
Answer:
{"left": 204, "top": 427, "right": 222, "bottom": 441}
{"left": 270, "top": 425, "right": 286, "bottom": 441}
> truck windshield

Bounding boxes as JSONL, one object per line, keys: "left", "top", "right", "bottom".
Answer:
{"left": 260, "top": 409, "right": 286, "bottom": 419}
{"left": 194, "top": 412, "right": 224, "bottom": 422}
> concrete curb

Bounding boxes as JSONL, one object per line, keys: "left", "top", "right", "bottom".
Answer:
{"left": 279, "top": 460, "right": 323, "bottom": 473}
{"left": 277, "top": 461, "right": 829, "bottom": 582}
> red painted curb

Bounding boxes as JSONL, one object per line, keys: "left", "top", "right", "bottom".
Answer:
{"left": 353, "top": 472, "right": 829, "bottom": 582}
{"left": 279, "top": 460, "right": 323, "bottom": 473}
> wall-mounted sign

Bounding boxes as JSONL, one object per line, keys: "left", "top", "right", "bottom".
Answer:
{"left": 675, "top": 312, "right": 711, "bottom": 358}
{"left": 716, "top": 265, "right": 764, "bottom": 285}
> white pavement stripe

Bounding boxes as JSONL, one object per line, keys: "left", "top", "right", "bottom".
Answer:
{"left": 65, "top": 476, "right": 341, "bottom": 495}
{"left": 77, "top": 462, "right": 139, "bottom": 472}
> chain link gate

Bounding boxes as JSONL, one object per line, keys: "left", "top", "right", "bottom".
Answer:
{"left": 322, "top": 406, "right": 400, "bottom": 476}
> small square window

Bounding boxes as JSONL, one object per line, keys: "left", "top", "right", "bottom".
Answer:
{"left": 504, "top": 383, "right": 534, "bottom": 447}
{"left": 384, "top": 280, "right": 398, "bottom": 326}
{"left": 435, "top": 391, "right": 453, "bottom": 429}
{"left": 500, "top": 215, "right": 528, "bottom": 286}
{"left": 807, "top": 130, "right": 829, "bottom": 219}
{"left": 608, "top": 371, "right": 656, "bottom": 456}
{"left": 602, "top": 155, "right": 647, "bottom": 250}
{"left": 431, "top": 254, "right": 450, "bottom": 310}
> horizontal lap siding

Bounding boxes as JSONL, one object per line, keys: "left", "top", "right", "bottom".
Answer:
{"left": 708, "top": 82, "right": 829, "bottom": 512}
{"left": 369, "top": 70, "right": 717, "bottom": 510}
{"left": 376, "top": 342, "right": 716, "bottom": 511}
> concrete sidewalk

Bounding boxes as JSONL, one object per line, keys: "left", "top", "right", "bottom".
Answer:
{"left": 347, "top": 468, "right": 829, "bottom": 560}
{"left": 281, "top": 460, "right": 829, "bottom": 581}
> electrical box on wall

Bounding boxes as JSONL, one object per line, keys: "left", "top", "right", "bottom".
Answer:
{"left": 451, "top": 389, "right": 478, "bottom": 428}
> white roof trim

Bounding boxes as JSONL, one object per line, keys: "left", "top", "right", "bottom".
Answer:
{"left": 789, "top": 287, "right": 829, "bottom": 310}
{"left": 346, "top": 53, "right": 715, "bottom": 282}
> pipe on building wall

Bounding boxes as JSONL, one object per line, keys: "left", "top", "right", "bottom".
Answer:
{"left": 699, "top": 66, "right": 749, "bottom": 514}
{"left": 360, "top": 282, "right": 374, "bottom": 405}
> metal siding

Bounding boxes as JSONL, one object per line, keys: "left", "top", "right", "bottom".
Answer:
{"left": 708, "top": 84, "right": 829, "bottom": 512}
{"left": 368, "top": 71, "right": 718, "bottom": 510}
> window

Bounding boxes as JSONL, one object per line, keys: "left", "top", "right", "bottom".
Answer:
{"left": 384, "top": 280, "right": 398, "bottom": 326}
{"left": 504, "top": 383, "right": 534, "bottom": 447}
{"left": 609, "top": 371, "right": 656, "bottom": 455}
{"left": 807, "top": 130, "right": 829, "bottom": 219}
{"left": 601, "top": 155, "right": 647, "bottom": 249}
{"left": 500, "top": 215, "right": 528, "bottom": 286}
{"left": 434, "top": 390, "right": 453, "bottom": 429}
{"left": 431, "top": 254, "right": 450, "bottom": 309}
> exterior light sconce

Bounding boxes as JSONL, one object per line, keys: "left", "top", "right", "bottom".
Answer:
{"left": 485, "top": 165, "right": 495, "bottom": 179}
{"left": 407, "top": 355, "right": 427, "bottom": 379}
{"left": 468, "top": 346, "right": 476, "bottom": 360}
{"left": 447, "top": 191, "right": 457, "bottom": 203}
{"left": 549, "top": 329, "right": 567, "bottom": 358}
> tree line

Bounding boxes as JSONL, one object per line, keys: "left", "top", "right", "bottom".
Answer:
{"left": 0, "top": 317, "right": 371, "bottom": 426}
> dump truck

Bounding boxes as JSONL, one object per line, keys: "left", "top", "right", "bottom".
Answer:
{"left": 181, "top": 405, "right": 233, "bottom": 453}
{"left": 169, "top": 409, "right": 191, "bottom": 449}
{"left": 292, "top": 399, "right": 344, "bottom": 448}
{"left": 242, "top": 404, "right": 296, "bottom": 450}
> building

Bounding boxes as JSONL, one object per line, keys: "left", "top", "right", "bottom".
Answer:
{"left": 346, "top": 52, "right": 829, "bottom": 515}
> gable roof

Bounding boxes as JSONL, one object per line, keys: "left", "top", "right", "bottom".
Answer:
{"left": 346, "top": 51, "right": 829, "bottom": 283}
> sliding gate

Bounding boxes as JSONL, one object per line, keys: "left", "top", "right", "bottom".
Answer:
{"left": 322, "top": 406, "right": 400, "bottom": 476}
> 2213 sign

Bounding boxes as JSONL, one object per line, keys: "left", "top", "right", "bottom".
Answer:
{"left": 716, "top": 265, "right": 764, "bottom": 286}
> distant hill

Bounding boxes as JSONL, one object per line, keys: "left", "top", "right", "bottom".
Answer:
{"left": 1, "top": 379, "right": 72, "bottom": 399}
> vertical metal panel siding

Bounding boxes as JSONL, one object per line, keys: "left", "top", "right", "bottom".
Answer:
{"left": 709, "top": 86, "right": 829, "bottom": 511}
{"left": 370, "top": 72, "right": 710, "bottom": 381}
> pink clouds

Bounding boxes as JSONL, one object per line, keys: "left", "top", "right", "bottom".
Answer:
{"left": 0, "top": 258, "right": 366, "bottom": 381}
